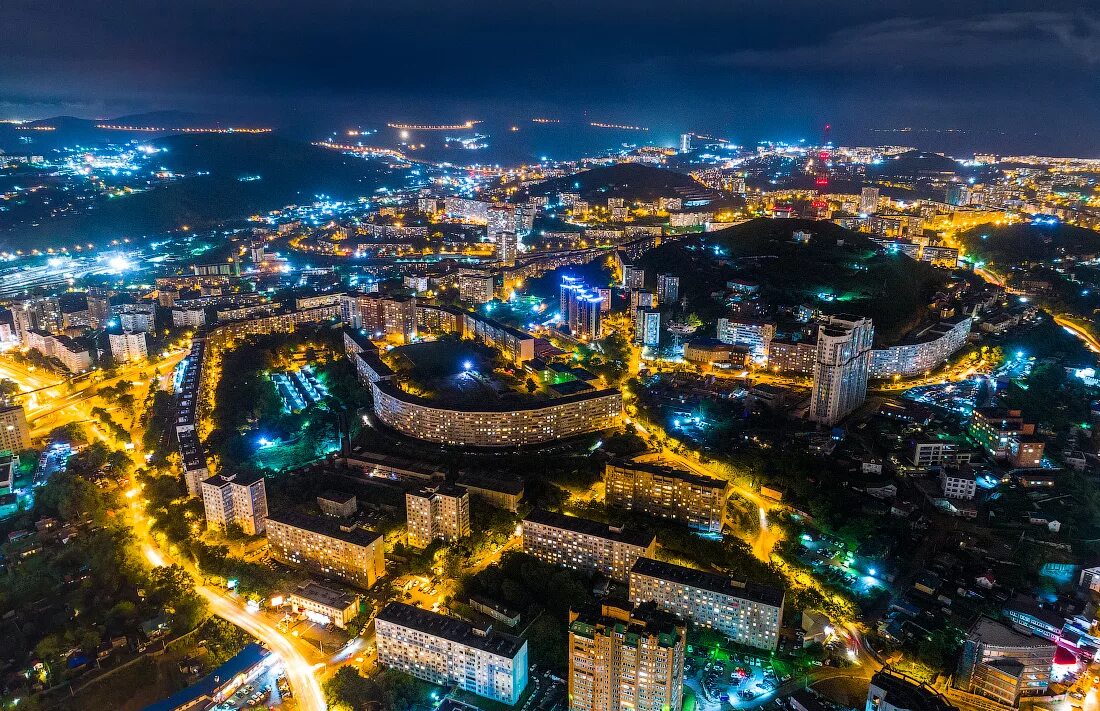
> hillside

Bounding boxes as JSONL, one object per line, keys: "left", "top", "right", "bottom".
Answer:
{"left": 637, "top": 218, "right": 950, "bottom": 344}
{"left": 0, "top": 134, "right": 400, "bottom": 249}
{"left": 956, "top": 222, "right": 1100, "bottom": 266}
{"left": 518, "top": 163, "right": 700, "bottom": 202}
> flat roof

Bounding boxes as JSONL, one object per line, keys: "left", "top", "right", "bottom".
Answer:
{"left": 375, "top": 379, "right": 621, "bottom": 413}
{"left": 608, "top": 458, "right": 728, "bottom": 490}
{"left": 377, "top": 601, "right": 525, "bottom": 658}
{"left": 630, "top": 557, "right": 785, "bottom": 608}
{"left": 202, "top": 471, "right": 265, "bottom": 487}
{"left": 969, "top": 616, "right": 1055, "bottom": 648}
{"left": 142, "top": 643, "right": 268, "bottom": 711}
{"left": 870, "top": 672, "right": 957, "bottom": 711}
{"left": 457, "top": 474, "right": 524, "bottom": 496}
{"left": 267, "top": 511, "right": 382, "bottom": 548}
{"left": 290, "top": 581, "right": 358, "bottom": 610}
{"left": 524, "top": 509, "right": 654, "bottom": 549}
{"left": 318, "top": 490, "right": 356, "bottom": 505}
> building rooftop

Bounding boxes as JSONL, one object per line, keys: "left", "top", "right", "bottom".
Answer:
{"left": 317, "top": 490, "right": 356, "bottom": 505}
{"left": 201, "top": 470, "right": 265, "bottom": 488}
{"left": 609, "top": 458, "right": 729, "bottom": 490}
{"left": 457, "top": 474, "right": 525, "bottom": 496}
{"left": 524, "top": 509, "right": 654, "bottom": 549}
{"left": 142, "top": 643, "right": 269, "bottom": 711}
{"left": 266, "top": 511, "right": 382, "bottom": 548}
{"left": 969, "top": 616, "right": 1056, "bottom": 648}
{"left": 869, "top": 672, "right": 957, "bottom": 711}
{"left": 377, "top": 602, "right": 525, "bottom": 658}
{"left": 408, "top": 484, "right": 468, "bottom": 500}
{"left": 630, "top": 557, "right": 785, "bottom": 608}
{"left": 290, "top": 581, "right": 358, "bottom": 610}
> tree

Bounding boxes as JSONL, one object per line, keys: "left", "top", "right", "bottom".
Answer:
{"left": 324, "top": 666, "right": 376, "bottom": 711}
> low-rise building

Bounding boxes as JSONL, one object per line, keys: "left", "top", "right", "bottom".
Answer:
{"left": 376, "top": 602, "right": 528, "bottom": 705}
{"left": 867, "top": 671, "right": 957, "bottom": 711}
{"left": 317, "top": 491, "right": 357, "bottom": 518}
{"left": 456, "top": 475, "right": 524, "bottom": 512}
{"left": 286, "top": 582, "right": 360, "bottom": 629}
{"left": 629, "top": 557, "right": 784, "bottom": 651}
{"left": 954, "top": 617, "right": 1055, "bottom": 706}
{"left": 266, "top": 511, "right": 385, "bottom": 589}
{"left": 941, "top": 469, "right": 977, "bottom": 500}
{"left": 521, "top": 509, "right": 655, "bottom": 581}
{"left": 911, "top": 440, "right": 973, "bottom": 468}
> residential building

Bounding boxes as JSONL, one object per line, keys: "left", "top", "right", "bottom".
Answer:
{"left": 286, "top": 582, "right": 360, "bottom": 629}
{"left": 317, "top": 491, "right": 357, "bottom": 518}
{"left": 860, "top": 187, "right": 881, "bottom": 215}
{"left": 869, "top": 316, "right": 971, "bottom": 378}
{"left": 604, "top": 458, "right": 729, "bottom": 533}
{"left": 683, "top": 339, "right": 749, "bottom": 368}
{"left": 910, "top": 440, "right": 974, "bottom": 468}
{"left": 521, "top": 509, "right": 655, "bottom": 581}
{"left": 560, "top": 276, "right": 603, "bottom": 340}
{"left": 767, "top": 335, "right": 817, "bottom": 374}
{"left": 0, "top": 404, "right": 31, "bottom": 454}
{"left": 86, "top": 288, "right": 111, "bottom": 329}
{"left": 265, "top": 511, "right": 385, "bottom": 589}
{"left": 954, "top": 617, "right": 1055, "bottom": 706}
{"left": 376, "top": 602, "right": 528, "bottom": 705}
{"left": 717, "top": 319, "right": 776, "bottom": 362}
{"left": 458, "top": 272, "right": 496, "bottom": 304}
{"left": 200, "top": 472, "right": 268, "bottom": 535}
{"left": 371, "top": 380, "right": 621, "bottom": 447}
{"left": 637, "top": 309, "right": 661, "bottom": 348}
{"left": 568, "top": 603, "right": 685, "bottom": 711}
{"left": 969, "top": 408, "right": 1045, "bottom": 466}
{"left": 809, "top": 315, "right": 874, "bottom": 425}
{"left": 108, "top": 329, "right": 148, "bottom": 363}
{"left": 941, "top": 469, "right": 977, "bottom": 500}
{"left": 406, "top": 485, "right": 471, "bottom": 548}
{"left": 629, "top": 557, "right": 784, "bottom": 650}
{"left": 115, "top": 302, "right": 156, "bottom": 334}
{"left": 1002, "top": 597, "right": 1064, "bottom": 642}
{"left": 867, "top": 671, "right": 957, "bottom": 711}
{"left": 172, "top": 307, "right": 206, "bottom": 328}
{"left": 656, "top": 273, "right": 680, "bottom": 304}
{"left": 622, "top": 264, "right": 646, "bottom": 289}
{"left": 456, "top": 475, "right": 524, "bottom": 512}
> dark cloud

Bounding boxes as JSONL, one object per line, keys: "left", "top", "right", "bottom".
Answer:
{"left": 0, "top": 1, "right": 1097, "bottom": 153}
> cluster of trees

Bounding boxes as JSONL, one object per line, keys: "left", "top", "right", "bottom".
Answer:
{"left": 0, "top": 464, "right": 201, "bottom": 691}
{"left": 90, "top": 406, "right": 131, "bottom": 444}
{"left": 324, "top": 666, "right": 427, "bottom": 711}
{"left": 205, "top": 329, "right": 351, "bottom": 469}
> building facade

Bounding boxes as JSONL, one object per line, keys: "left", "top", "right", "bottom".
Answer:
{"left": 376, "top": 602, "right": 528, "bottom": 705}
{"left": 954, "top": 617, "right": 1055, "bottom": 706}
{"left": 0, "top": 405, "right": 31, "bottom": 454}
{"left": 568, "top": 604, "right": 685, "bottom": 711}
{"left": 522, "top": 509, "right": 655, "bottom": 581}
{"left": 406, "top": 484, "right": 471, "bottom": 548}
{"left": 604, "top": 459, "right": 729, "bottom": 533}
{"left": 628, "top": 557, "right": 784, "bottom": 651}
{"left": 265, "top": 511, "right": 385, "bottom": 589}
{"left": 200, "top": 472, "right": 268, "bottom": 535}
{"left": 809, "top": 315, "right": 874, "bottom": 425}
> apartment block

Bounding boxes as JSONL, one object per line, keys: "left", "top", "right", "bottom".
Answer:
{"left": 0, "top": 404, "right": 31, "bottom": 454}
{"left": 568, "top": 604, "right": 685, "bottom": 711}
{"left": 604, "top": 458, "right": 729, "bottom": 533}
{"left": 406, "top": 484, "right": 471, "bottom": 548}
{"left": 200, "top": 472, "right": 268, "bottom": 535}
{"left": 628, "top": 557, "right": 785, "bottom": 651}
{"left": 266, "top": 511, "right": 385, "bottom": 589}
{"left": 376, "top": 602, "right": 528, "bottom": 705}
{"left": 521, "top": 509, "right": 655, "bottom": 581}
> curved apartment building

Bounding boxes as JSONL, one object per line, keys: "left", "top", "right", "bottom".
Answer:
{"left": 370, "top": 380, "right": 623, "bottom": 447}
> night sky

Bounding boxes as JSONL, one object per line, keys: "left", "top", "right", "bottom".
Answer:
{"left": 2, "top": 0, "right": 1099, "bottom": 154}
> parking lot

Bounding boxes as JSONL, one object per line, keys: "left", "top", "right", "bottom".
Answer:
{"left": 684, "top": 651, "right": 785, "bottom": 710}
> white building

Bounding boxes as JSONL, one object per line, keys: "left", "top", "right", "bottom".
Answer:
{"left": 522, "top": 509, "right": 656, "bottom": 581}
{"left": 656, "top": 273, "right": 680, "bottom": 304}
{"left": 458, "top": 272, "right": 496, "bottom": 304}
{"left": 629, "top": 558, "right": 784, "bottom": 651}
{"left": 941, "top": 470, "right": 977, "bottom": 500}
{"left": 860, "top": 186, "right": 881, "bottom": 215}
{"left": 171, "top": 307, "right": 206, "bottom": 328}
{"left": 108, "top": 330, "right": 148, "bottom": 363}
{"left": 716, "top": 319, "right": 776, "bottom": 362}
{"left": 405, "top": 484, "right": 470, "bottom": 548}
{"left": 809, "top": 314, "right": 874, "bottom": 426}
{"left": 0, "top": 405, "right": 31, "bottom": 453}
{"left": 870, "top": 316, "right": 972, "bottom": 378}
{"left": 376, "top": 602, "right": 528, "bottom": 705}
{"left": 201, "top": 472, "right": 268, "bottom": 535}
